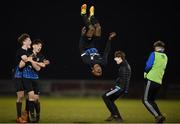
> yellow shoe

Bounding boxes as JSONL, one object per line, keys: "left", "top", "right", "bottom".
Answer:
{"left": 89, "top": 6, "right": 95, "bottom": 17}
{"left": 81, "top": 4, "right": 87, "bottom": 16}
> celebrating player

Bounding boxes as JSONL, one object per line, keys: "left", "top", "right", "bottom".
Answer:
{"left": 102, "top": 50, "right": 131, "bottom": 122}
{"left": 14, "top": 33, "right": 32, "bottom": 123}
{"left": 21, "top": 39, "right": 50, "bottom": 123}
{"left": 79, "top": 4, "right": 116, "bottom": 77}
{"left": 143, "top": 40, "right": 168, "bottom": 123}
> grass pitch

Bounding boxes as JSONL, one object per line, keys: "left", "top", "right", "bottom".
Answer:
{"left": 0, "top": 96, "right": 180, "bottom": 123}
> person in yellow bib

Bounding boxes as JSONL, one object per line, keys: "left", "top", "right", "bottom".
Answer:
{"left": 143, "top": 40, "right": 168, "bottom": 123}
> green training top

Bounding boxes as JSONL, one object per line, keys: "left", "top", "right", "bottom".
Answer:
{"left": 147, "top": 52, "right": 168, "bottom": 84}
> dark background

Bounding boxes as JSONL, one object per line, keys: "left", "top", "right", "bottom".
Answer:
{"left": 0, "top": 0, "right": 179, "bottom": 84}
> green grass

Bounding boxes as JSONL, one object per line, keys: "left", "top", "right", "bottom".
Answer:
{"left": 0, "top": 96, "right": 180, "bottom": 123}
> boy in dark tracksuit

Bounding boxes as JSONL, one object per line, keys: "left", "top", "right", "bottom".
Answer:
{"left": 143, "top": 41, "right": 168, "bottom": 123}
{"left": 102, "top": 51, "right": 131, "bottom": 122}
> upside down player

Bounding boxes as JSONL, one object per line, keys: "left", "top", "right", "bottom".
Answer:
{"left": 79, "top": 4, "right": 116, "bottom": 77}
{"left": 102, "top": 51, "right": 131, "bottom": 122}
{"left": 21, "top": 39, "right": 50, "bottom": 123}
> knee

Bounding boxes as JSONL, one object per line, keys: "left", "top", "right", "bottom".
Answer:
{"left": 17, "top": 92, "right": 24, "bottom": 102}
{"left": 102, "top": 93, "right": 108, "bottom": 100}
{"left": 34, "top": 95, "right": 39, "bottom": 101}
{"left": 142, "top": 95, "right": 148, "bottom": 102}
{"left": 142, "top": 98, "right": 146, "bottom": 104}
{"left": 143, "top": 97, "right": 152, "bottom": 105}
{"left": 28, "top": 91, "right": 35, "bottom": 101}
{"left": 19, "top": 93, "right": 24, "bottom": 98}
{"left": 17, "top": 96, "right": 24, "bottom": 102}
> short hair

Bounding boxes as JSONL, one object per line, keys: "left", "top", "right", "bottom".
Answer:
{"left": 114, "top": 50, "right": 126, "bottom": 60}
{"left": 153, "top": 40, "right": 165, "bottom": 48}
{"left": 32, "top": 39, "right": 44, "bottom": 46}
{"left": 18, "top": 33, "right": 30, "bottom": 45}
